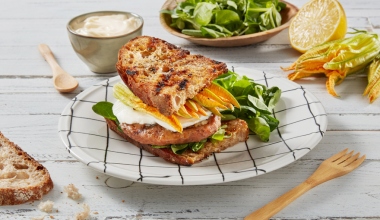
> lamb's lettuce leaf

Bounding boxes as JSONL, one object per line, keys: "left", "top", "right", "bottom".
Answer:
{"left": 92, "top": 101, "right": 116, "bottom": 121}
{"left": 194, "top": 2, "right": 218, "bottom": 26}
{"left": 92, "top": 101, "right": 122, "bottom": 132}
{"left": 214, "top": 70, "right": 281, "bottom": 142}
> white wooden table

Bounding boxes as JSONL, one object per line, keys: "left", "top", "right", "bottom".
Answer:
{"left": 1, "top": 0, "right": 380, "bottom": 219}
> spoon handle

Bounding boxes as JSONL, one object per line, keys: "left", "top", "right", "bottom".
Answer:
{"left": 38, "top": 44, "right": 63, "bottom": 77}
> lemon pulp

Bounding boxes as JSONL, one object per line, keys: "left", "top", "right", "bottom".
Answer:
{"left": 289, "top": 0, "right": 347, "bottom": 53}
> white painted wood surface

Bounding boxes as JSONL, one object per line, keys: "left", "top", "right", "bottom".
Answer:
{"left": 1, "top": 0, "right": 380, "bottom": 219}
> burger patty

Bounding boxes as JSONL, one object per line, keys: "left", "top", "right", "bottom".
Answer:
{"left": 120, "top": 115, "right": 221, "bottom": 146}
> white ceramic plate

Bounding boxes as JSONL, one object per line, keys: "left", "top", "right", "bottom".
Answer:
{"left": 58, "top": 67, "right": 328, "bottom": 185}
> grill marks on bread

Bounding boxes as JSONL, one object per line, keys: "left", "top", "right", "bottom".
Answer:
{"left": 116, "top": 36, "right": 228, "bottom": 116}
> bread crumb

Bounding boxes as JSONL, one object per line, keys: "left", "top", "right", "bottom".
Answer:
{"left": 49, "top": 216, "right": 54, "bottom": 219}
{"left": 64, "top": 183, "right": 82, "bottom": 200}
{"left": 31, "top": 216, "right": 45, "bottom": 220}
{"left": 38, "top": 200, "right": 54, "bottom": 213}
{"left": 93, "top": 211, "right": 98, "bottom": 214}
{"left": 74, "top": 203, "right": 90, "bottom": 220}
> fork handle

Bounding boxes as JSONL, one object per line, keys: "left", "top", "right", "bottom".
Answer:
{"left": 244, "top": 180, "right": 316, "bottom": 220}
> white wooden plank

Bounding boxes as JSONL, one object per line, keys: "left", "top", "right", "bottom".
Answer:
{"left": 1, "top": 75, "right": 379, "bottom": 116}
{"left": 1, "top": 0, "right": 380, "bottom": 219}
{"left": 0, "top": 159, "right": 377, "bottom": 219}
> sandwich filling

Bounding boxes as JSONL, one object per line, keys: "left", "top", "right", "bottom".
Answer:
{"left": 111, "top": 82, "right": 227, "bottom": 146}
{"left": 113, "top": 82, "right": 240, "bottom": 133}
{"left": 113, "top": 99, "right": 212, "bottom": 132}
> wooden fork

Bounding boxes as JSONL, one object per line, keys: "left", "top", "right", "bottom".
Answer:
{"left": 245, "top": 148, "right": 366, "bottom": 220}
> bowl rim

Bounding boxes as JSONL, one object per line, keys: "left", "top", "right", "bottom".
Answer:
{"left": 159, "top": 0, "right": 299, "bottom": 46}
{"left": 67, "top": 11, "right": 144, "bottom": 39}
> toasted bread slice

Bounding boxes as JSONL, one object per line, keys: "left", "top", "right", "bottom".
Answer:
{"left": 116, "top": 36, "right": 228, "bottom": 116}
{"left": 0, "top": 132, "right": 53, "bottom": 205}
{"left": 105, "top": 118, "right": 249, "bottom": 166}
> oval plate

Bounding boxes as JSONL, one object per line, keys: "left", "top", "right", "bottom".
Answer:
{"left": 58, "top": 67, "right": 327, "bottom": 185}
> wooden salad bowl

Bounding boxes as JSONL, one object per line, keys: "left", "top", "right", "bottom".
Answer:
{"left": 159, "top": 0, "right": 299, "bottom": 47}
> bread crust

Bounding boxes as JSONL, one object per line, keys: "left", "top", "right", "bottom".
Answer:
{"left": 116, "top": 36, "right": 228, "bottom": 116}
{"left": 0, "top": 132, "right": 53, "bottom": 205}
{"left": 105, "top": 118, "right": 249, "bottom": 166}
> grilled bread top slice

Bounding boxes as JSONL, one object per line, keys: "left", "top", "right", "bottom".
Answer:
{"left": 0, "top": 132, "right": 53, "bottom": 205}
{"left": 116, "top": 36, "right": 228, "bottom": 116}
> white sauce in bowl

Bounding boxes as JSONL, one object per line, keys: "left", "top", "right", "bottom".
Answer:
{"left": 75, "top": 14, "right": 140, "bottom": 37}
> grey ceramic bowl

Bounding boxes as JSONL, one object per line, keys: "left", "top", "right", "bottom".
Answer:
{"left": 67, "top": 11, "right": 143, "bottom": 73}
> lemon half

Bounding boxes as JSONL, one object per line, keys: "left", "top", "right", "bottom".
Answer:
{"left": 289, "top": 0, "right": 347, "bottom": 53}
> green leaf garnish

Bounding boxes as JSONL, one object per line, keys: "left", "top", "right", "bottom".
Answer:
{"left": 171, "top": 144, "right": 189, "bottom": 155}
{"left": 248, "top": 116, "right": 270, "bottom": 142}
{"left": 190, "top": 140, "right": 206, "bottom": 152}
{"left": 211, "top": 124, "right": 229, "bottom": 141}
{"left": 214, "top": 70, "right": 281, "bottom": 142}
{"left": 92, "top": 101, "right": 117, "bottom": 121}
{"left": 151, "top": 145, "right": 169, "bottom": 149}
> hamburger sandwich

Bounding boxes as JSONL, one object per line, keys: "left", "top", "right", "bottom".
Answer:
{"left": 93, "top": 36, "right": 271, "bottom": 165}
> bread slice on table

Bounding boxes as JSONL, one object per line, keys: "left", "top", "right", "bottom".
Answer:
{"left": 116, "top": 35, "right": 228, "bottom": 116}
{"left": 105, "top": 119, "right": 249, "bottom": 166}
{"left": 0, "top": 132, "right": 53, "bottom": 205}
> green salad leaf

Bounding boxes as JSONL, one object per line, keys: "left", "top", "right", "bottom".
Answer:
{"left": 92, "top": 101, "right": 123, "bottom": 132}
{"left": 92, "top": 101, "right": 117, "bottom": 121}
{"left": 214, "top": 70, "right": 281, "bottom": 142}
{"left": 194, "top": 2, "right": 217, "bottom": 25}
{"left": 161, "top": 0, "right": 286, "bottom": 38}
{"left": 210, "top": 124, "right": 230, "bottom": 142}
{"left": 171, "top": 144, "right": 190, "bottom": 154}
{"left": 191, "top": 139, "right": 207, "bottom": 152}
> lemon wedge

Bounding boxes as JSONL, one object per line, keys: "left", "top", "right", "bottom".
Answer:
{"left": 289, "top": 0, "right": 347, "bottom": 53}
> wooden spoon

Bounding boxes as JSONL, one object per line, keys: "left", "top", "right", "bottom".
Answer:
{"left": 38, "top": 44, "right": 78, "bottom": 93}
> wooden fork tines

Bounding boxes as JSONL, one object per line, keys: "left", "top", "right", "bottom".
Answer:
{"left": 245, "top": 148, "right": 366, "bottom": 220}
